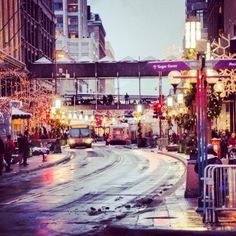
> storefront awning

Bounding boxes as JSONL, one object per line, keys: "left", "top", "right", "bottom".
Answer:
{"left": 12, "top": 107, "right": 31, "bottom": 119}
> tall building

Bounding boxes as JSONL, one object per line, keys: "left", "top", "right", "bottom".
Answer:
{"left": 0, "top": 0, "right": 55, "bottom": 68}
{"left": 88, "top": 13, "right": 106, "bottom": 59}
{"left": 54, "top": 0, "right": 99, "bottom": 61}
{"left": 185, "top": 0, "right": 208, "bottom": 39}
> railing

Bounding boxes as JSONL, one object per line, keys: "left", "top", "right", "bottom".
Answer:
{"left": 157, "top": 137, "right": 169, "bottom": 150}
{"left": 203, "top": 164, "right": 236, "bottom": 223}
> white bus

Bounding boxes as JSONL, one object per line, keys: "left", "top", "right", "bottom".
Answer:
{"left": 68, "top": 123, "right": 93, "bottom": 148}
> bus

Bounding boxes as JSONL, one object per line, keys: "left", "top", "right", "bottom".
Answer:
{"left": 106, "top": 123, "right": 130, "bottom": 145}
{"left": 67, "top": 123, "right": 93, "bottom": 148}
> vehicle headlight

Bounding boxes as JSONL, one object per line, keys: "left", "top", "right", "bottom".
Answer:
{"left": 68, "top": 139, "right": 75, "bottom": 145}
{"left": 85, "top": 138, "right": 92, "bottom": 144}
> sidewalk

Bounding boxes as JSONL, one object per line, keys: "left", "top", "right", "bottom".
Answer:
{"left": 105, "top": 150, "right": 236, "bottom": 236}
{"left": 0, "top": 148, "right": 72, "bottom": 179}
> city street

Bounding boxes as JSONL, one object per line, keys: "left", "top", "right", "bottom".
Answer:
{"left": 0, "top": 144, "right": 185, "bottom": 235}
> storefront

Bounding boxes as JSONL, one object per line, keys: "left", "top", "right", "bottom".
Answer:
{"left": 11, "top": 107, "right": 31, "bottom": 138}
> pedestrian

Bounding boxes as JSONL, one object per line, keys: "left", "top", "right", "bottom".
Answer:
{"left": 220, "top": 131, "right": 228, "bottom": 159}
{"left": 125, "top": 93, "right": 129, "bottom": 104}
{"left": 4, "top": 134, "right": 15, "bottom": 172}
{"left": 17, "top": 133, "right": 24, "bottom": 164}
{"left": 53, "top": 139, "right": 62, "bottom": 154}
{"left": 21, "top": 131, "right": 30, "bottom": 166}
{"left": 107, "top": 94, "right": 113, "bottom": 105}
{"left": 227, "top": 132, "right": 236, "bottom": 146}
{"left": 102, "top": 95, "right": 107, "bottom": 105}
{"left": 0, "top": 136, "right": 4, "bottom": 175}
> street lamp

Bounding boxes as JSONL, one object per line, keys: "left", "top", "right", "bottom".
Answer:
{"left": 136, "top": 104, "right": 143, "bottom": 113}
{"left": 177, "top": 93, "right": 184, "bottom": 104}
{"left": 185, "top": 18, "right": 201, "bottom": 49}
{"left": 167, "top": 71, "right": 181, "bottom": 94}
{"left": 55, "top": 98, "right": 62, "bottom": 109}
{"left": 167, "top": 94, "right": 174, "bottom": 107}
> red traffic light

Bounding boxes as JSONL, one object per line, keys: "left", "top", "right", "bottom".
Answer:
{"left": 153, "top": 102, "right": 162, "bottom": 111}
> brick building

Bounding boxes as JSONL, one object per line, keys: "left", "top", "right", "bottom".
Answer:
{"left": 0, "top": 0, "right": 55, "bottom": 69}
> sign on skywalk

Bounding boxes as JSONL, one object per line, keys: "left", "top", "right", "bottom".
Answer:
{"left": 206, "top": 59, "right": 236, "bottom": 70}
{"left": 149, "top": 60, "right": 198, "bottom": 73}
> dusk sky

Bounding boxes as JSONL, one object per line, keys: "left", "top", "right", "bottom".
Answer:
{"left": 87, "top": 0, "right": 186, "bottom": 95}
{"left": 88, "top": 0, "right": 185, "bottom": 60}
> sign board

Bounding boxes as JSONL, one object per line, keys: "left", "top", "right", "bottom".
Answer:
{"left": 206, "top": 59, "right": 236, "bottom": 70}
{"left": 149, "top": 60, "right": 198, "bottom": 73}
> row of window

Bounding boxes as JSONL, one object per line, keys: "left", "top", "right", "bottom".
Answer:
{"left": 56, "top": 15, "right": 79, "bottom": 38}
{"left": 54, "top": 0, "right": 79, "bottom": 12}
{"left": 56, "top": 15, "right": 79, "bottom": 25}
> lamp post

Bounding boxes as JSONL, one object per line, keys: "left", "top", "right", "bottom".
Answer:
{"left": 168, "top": 71, "right": 182, "bottom": 94}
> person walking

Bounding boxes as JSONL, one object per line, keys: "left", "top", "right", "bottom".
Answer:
{"left": 220, "top": 131, "right": 228, "bottom": 159}
{"left": 4, "top": 135, "right": 15, "bottom": 172}
{"left": 102, "top": 95, "right": 107, "bottom": 105}
{"left": 125, "top": 93, "right": 129, "bottom": 104}
{"left": 21, "top": 131, "right": 30, "bottom": 166}
{"left": 0, "top": 136, "right": 4, "bottom": 175}
{"left": 17, "top": 133, "right": 24, "bottom": 164}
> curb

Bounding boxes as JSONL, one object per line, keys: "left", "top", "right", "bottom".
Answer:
{"left": 104, "top": 225, "right": 236, "bottom": 236}
{"left": 0, "top": 151, "right": 73, "bottom": 178}
{"left": 157, "top": 150, "right": 188, "bottom": 166}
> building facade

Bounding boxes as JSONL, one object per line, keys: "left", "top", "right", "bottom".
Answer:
{"left": 207, "top": 0, "right": 236, "bottom": 41}
{"left": 185, "top": 0, "right": 208, "bottom": 39}
{"left": 0, "top": 0, "right": 55, "bottom": 68}
{"left": 54, "top": 0, "right": 100, "bottom": 61}
{"left": 88, "top": 13, "right": 106, "bottom": 59}
{"left": 206, "top": 0, "right": 236, "bottom": 132}
{"left": 207, "top": 0, "right": 224, "bottom": 41}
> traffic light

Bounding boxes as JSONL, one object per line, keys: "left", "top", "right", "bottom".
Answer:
{"left": 153, "top": 110, "right": 158, "bottom": 119}
{"left": 95, "top": 116, "right": 102, "bottom": 126}
{"left": 153, "top": 102, "right": 163, "bottom": 119}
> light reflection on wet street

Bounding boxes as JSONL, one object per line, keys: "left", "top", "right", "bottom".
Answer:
{"left": 0, "top": 146, "right": 185, "bottom": 235}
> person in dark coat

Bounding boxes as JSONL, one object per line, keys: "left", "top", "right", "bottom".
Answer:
{"left": 53, "top": 139, "right": 62, "bottom": 154}
{"left": 220, "top": 131, "right": 228, "bottom": 159}
{"left": 124, "top": 93, "right": 129, "bottom": 104}
{"left": 17, "top": 133, "right": 24, "bottom": 164}
{"left": 21, "top": 131, "right": 30, "bottom": 166}
{"left": 0, "top": 136, "right": 4, "bottom": 175}
{"left": 107, "top": 94, "right": 113, "bottom": 105}
{"left": 102, "top": 95, "right": 107, "bottom": 105}
{"left": 4, "top": 135, "right": 15, "bottom": 172}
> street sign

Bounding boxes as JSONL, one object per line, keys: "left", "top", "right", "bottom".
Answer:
{"left": 149, "top": 60, "right": 198, "bottom": 73}
{"left": 206, "top": 59, "right": 236, "bottom": 70}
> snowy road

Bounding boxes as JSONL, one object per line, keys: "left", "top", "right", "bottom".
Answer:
{"left": 0, "top": 145, "right": 185, "bottom": 235}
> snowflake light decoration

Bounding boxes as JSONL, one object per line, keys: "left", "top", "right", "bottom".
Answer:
{"left": 211, "top": 35, "right": 236, "bottom": 97}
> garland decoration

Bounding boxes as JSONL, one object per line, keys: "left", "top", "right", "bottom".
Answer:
{"left": 207, "top": 93, "right": 222, "bottom": 120}
{"left": 174, "top": 113, "right": 196, "bottom": 130}
{"left": 183, "top": 85, "right": 222, "bottom": 121}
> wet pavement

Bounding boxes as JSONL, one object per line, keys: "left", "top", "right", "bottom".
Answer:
{"left": 0, "top": 148, "right": 72, "bottom": 179}
{"left": 105, "top": 150, "right": 236, "bottom": 236}
{"left": 1, "top": 145, "right": 236, "bottom": 235}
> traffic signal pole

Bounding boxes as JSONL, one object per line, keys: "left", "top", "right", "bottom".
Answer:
{"left": 159, "top": 72, "right": 163, "bottom": 138}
